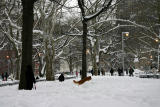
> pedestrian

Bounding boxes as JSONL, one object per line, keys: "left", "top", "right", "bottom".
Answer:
{"left": 110, "top": 67, "right": 114, "bottom": 76}
{"left": 117, "top": 67, "right": 121, "bottom": 76}
{"left": 101, "top": 68, "right": 105, "bottom": 76}
{"left": 76, "top": 71, "right": 78, "bottom": 78}
{"left": 5, "top": 72, "right": 8, "bottom": 81}
{"left": 125, "top": 68, "right": 128, "bottom": 75}
{"left": 1, "top": 72, "right": 4, "bottom": 81}
{"left": 58, "top": 73, "right": 65, "bottom": 82}
{"left": 91, "top": 69, "right": 94, "bottom": 76}
{"left": 26, "top": 65, "right": 36, "bottom": 90}
{"left": 129, "top": 67, "right": 134, "bottom": 76}
{"left": 98, "top": 69, "right": 100, "bottom": 75}
{"left": 80, "top": 70, "right": 82, "bottom": 76}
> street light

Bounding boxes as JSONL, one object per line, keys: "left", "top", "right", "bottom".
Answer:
{"left": 155, "top": 38, "right": 160, "bottom": 72}
{"left": 6, "top": 55, "right": 10, "bottom": 73}
{"left": 155, "top": 38, "right": 159, "bottom": 43}
{"left": 86, "top": 49, "right": 90, "bottom": 71}
{"left": 6, "top": 55, "right": 10, "bottom": 59}
{"left": 86, "top": 49, "right": 90, "bottom": 54}
{"left": 122, "top": 32, "right": 129, "bottom": 72}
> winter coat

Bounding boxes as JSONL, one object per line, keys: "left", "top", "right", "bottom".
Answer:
{"left": 5, "top": 72, "right": 8, "bottom": 79}
{"left": 58, "top": 73, "right": 65, "bottom": 82}
{"left": 129, "top": 68, "right": 134, "bottom": 74}
{"left": 110, "top": 68, "right": 114, "bottom": 73}
{"left": 1, "top": 73, "right": 4, "bottom": 80}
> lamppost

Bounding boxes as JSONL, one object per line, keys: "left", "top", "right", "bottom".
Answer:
{"left": 155, "top": 38, "right": 159, "bottom": 72}
{"left": 6, "top": 55, "right": 10, "bottom": 73}
{"left": 122, "top": 32, "right": 129, "bottom": 72}
{"left": 150, "top": 55, "right": 153, "bottom": 70}
{"left": 86, "top": 49, "right": 90, "bottom": 71}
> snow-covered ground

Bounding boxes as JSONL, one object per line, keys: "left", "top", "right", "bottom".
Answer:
{"left": 0, "top": 74, "right": 160, "bottom": 107}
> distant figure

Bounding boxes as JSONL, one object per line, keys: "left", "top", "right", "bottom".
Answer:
{"left": 76, "top": 71, "right": 78, "bottom": 78}
{"left": 98, "top": 69, "right": 100, "bottom": 75}
{"left": 5, "top": 72, "right": 8, "bottom": 81}
{"left": 1, "top": 72, "right": 4, "bottom": 81}
{"left": 129, "top": 67, "right": 134, "bottom": 76}
{"left": 91, "top": 69, "right": 94, "bottom": 76}
{"left": 125, "top": 68, "right": 128, "bottom": 75}
{"left": 26, "top": 65, "right": 36, "bottom": 90}
{"left": 117, "top": 68, "right": 121, "bottom": 76}
{"left": 118, "top": 67, "right": 123, "bottom": 76}
{"left": 110, "top": 68, "right": 114, "bottom": 76}
{"left": 101, "top": 68, "right": 105, "bottom": 76}
{"left": 58, "top": 73, "right": 65, "bottom": 82}
{"left": 80, "top": 70, "right": 82, "bottom": 76}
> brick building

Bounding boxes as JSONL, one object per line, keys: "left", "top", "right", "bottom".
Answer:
{"left": 0, "top": 50, "right": 16, "bottom": 74}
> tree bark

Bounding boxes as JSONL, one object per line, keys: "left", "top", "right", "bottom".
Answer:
{"left": 19, "top": 0, "right": 34, "bottom": 90}
{"left": 15, "top": 57, "right": 20, "bottom": 80}
{"left": 82, "top": 20, "right": 87, "bottom": 79}
{"left": 78, "top": 0, "right": 113, "bottom": 79}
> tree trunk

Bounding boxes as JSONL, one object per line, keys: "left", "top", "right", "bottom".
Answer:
{"left": 81, "top": 20, "right": 87, "bottom": 79}
{"left": 93, "top": 53, "right": 98, "bottom": 76}
{"left": 69, "top": 46, "right": 73, "bottom": 74}
{"left": 46, "top": 57, "right": 53, "bottom": 80}
{"left": 45, "top": 39, "right": 54, "bottom": 81}
{"left": 15, "top": 57, "right": 20, "bottom": 80}
{"left": 69, "top": 58, "right": 73, "bottom": 73}
{"left": 19, "top": 0, "right": 34, "bottom": 90}
{"left": 158, "top": 1, "right": 160, "bottom": 23}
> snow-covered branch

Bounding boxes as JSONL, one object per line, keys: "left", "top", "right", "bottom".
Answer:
{"left": 0, "top": 43, "right": 8, "bottom": 50}
{"left": 84, "top": 0, "right": 113, "bottom": 21}
{"left": 88, "top": 19, "right": 158, "bottom": 37}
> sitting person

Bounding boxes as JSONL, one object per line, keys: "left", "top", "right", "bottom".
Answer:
{"left": 58, "top": 73, "right": 65, "bottom": 82}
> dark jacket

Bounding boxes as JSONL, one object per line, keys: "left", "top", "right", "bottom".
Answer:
{"left": 1, "top": 73, "right": 4, "bottom": 80}
{"left": 58, "top": 73, "right": 65, "bottom": 82}
{"left": 129, "top": 67, "right": 134, "bottom": 76}
{"left": 110, "top": 68, "right": 114, "bottom": 73}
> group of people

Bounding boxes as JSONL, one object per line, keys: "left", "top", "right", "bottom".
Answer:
{"left": 88, "top": 66, "right": 134, "bottom": 77}
{"left": 110, "top": 67, "right": 134, "bottom": 76}
{"left": 90, "top": 69, "right": 105, "bottom": 76}
{"left": 1, "top": 72, "right": 9, "bottom": 81}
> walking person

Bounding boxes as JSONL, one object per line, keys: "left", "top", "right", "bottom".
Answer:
{"left": 129, "top": 67, "right": 134, "bottom": 76}
{"left": 125, "top": 68, "right": 128, "bottom": 75}
{"left": 101, "top": 68, "right": 105, "bottom": 76}
{"left": 110, "top": 67, "right": 114, "bottom": 76}
{"left": 5, "top": 72, "right": 8, "bottom": 81}
{"left": 91, "top": 69, "right": 94, "bottom": 76}
{"left": 76, "top": 71, "right": 78, "bottom": 78}
{"left": 80, "top": 70, "right": 82, "bottom": 76}
{"left": 117, "top": 67, "right": 121, "bottom": 76}
{"left": 98, "top": 69, "right": 100, "bottom": 75}
{"left": 1, "top": 72, "right": 4, "bottom": 81}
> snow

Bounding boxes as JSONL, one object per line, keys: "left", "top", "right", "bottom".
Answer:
{"left": 87, "top": 36, "right": 96, "bottom": 47}
{"left": 134, "top": 57, "right": 139, "bottom": 62}
{"left": 0, "top": 70, "right": 160, "bottom": 107}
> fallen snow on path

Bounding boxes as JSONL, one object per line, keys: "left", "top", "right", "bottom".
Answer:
{"left": 0, "top": 76, "right": 160, "bottom": 107}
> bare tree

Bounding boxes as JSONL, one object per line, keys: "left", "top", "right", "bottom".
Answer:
{"left": 77, "top": 0, "right": 113, "bottom": 79}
